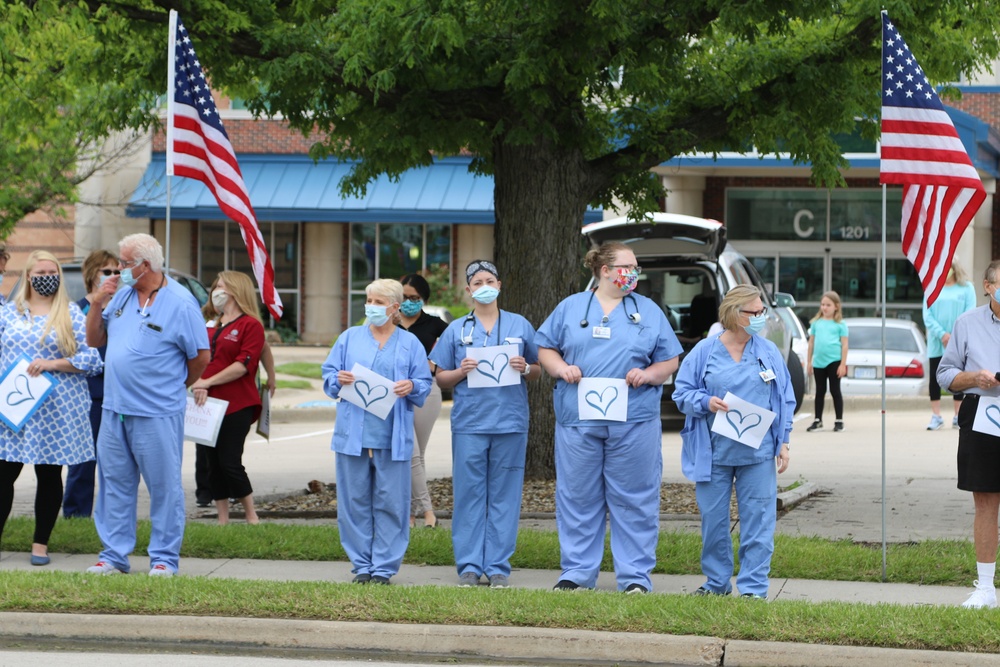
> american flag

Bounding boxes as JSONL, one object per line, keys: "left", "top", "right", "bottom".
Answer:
{"left": 166, "top": 11, "right": 283, "bottom": 319}
{"left": 879, "top": 11, "right": 985, "bottom": 307}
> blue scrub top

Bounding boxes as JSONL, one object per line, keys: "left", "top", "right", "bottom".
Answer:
{"left": 362, "top": 329, "right": 399, "bottom": 448}
{"left": 102, "top": 278, "right": 209, "bottom": 417}
{"left": 535, "top": 291, "right": 682, "bottom": 426}
{"left": 429, "top": 309, "right": 538, "bottom": 434}
{"left": 704, "top": 337, "right": 775, "bottom": 466}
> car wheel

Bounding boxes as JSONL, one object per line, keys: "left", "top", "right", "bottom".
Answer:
{"left": 787, "top": 350, "right": 805, "bottom": 413}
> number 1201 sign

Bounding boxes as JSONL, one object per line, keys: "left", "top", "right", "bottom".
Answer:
{"left": 839, "top": 225, "right": 870, "bottom": 240}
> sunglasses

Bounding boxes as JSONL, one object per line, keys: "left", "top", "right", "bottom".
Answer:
{"left": 100, "top": 269, "right": 122, "bottom": 276}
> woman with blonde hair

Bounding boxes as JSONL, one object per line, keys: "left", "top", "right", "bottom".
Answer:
{"left": 0, "top": 251, "right": 102, "bottom": 565}
{"left": 191, "top": 271, "right": 268, "bottom": 524}
{"left": 674, "top": 284, "right": 794, "bottom": 598}
{"left": 924, "top": 261, "right": 977, "bottom": 430}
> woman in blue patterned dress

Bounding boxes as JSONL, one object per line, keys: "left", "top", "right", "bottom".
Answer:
{"left": 0, "top": 251, "right": 103, "bottom": 566}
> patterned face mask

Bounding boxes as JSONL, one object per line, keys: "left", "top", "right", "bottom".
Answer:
{"left": 30, "top": 274, "right": 60, "bottom": 297}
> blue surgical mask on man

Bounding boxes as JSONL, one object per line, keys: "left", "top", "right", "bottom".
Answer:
{"left": 120, "top": 261, "right": 146, "bottom": 287}
{"left": 365, "top": 304, "right": 391, "bottom": 326}
{"left": 471, "top": 286, "right": 500, "bottom": 304}
{"left": 400, "top": 299, "right": 423, "bottom": 317}
{"left": 743, "top": 314, "right": 767, "bottom": 336}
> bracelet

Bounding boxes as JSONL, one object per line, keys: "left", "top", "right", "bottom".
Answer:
{"left": 521, "top": 364, "right": 532, "bottom": 377}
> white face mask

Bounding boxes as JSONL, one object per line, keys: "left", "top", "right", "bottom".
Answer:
{"left": 211, "top": 289, "right": 229, "bottom": 311}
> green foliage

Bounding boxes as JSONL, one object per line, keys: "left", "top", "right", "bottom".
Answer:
{"left": 273, "top": 362, "right": 323, "bottom": 378}
{"left": 423, "top": 262, "right": 467, "bottom": 311}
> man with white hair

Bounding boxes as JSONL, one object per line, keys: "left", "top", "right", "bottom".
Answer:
{"left": 84, "top": 233, "right": 209, "bottom": 576}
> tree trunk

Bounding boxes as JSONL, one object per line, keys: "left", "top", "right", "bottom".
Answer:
{"left": 492, "top": 139, "right": 591, "bottom": 480}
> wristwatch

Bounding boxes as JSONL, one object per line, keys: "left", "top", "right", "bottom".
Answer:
{"left": 521, "top": 364, "right": 532, "bottom": 377}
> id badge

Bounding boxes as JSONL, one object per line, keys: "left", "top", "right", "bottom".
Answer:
{"left": 759, "top": 369, "right": 776, "bottom": 383}
{"left": 592, "top": 326, "right": 611, "bottom": 340}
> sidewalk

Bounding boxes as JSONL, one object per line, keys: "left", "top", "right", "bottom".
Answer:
{"left": 2, "top": 344, "right": 991, "bottom": 666}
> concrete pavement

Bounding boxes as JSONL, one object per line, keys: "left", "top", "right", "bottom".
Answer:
{"left": 1, "top": 344, "right": 993, "bottom": 666}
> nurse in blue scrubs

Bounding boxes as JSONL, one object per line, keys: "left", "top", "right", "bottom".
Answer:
{"left": 536, "top": 242, "right": 681, "bottom": 594}
{"left": 672, "top": 284, "right": 794, "bottom": 600}
{"left": 431, "top": 260, "right": 539, "bottom": 589}
{"left": 322, "top": 279, "right": 432, "bottom": 585}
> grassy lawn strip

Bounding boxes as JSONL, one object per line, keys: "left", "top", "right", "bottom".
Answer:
{"left": 1, "top": 519, "right": 976, "bottom": 586}
{"left": 274, "top": 362, "right": 323, "bottom": 379}
{"left": 275, "top": 379, "right": 313, "bottom": 390}
{"left": 0, "top": 572, "right": 998, "bottom": 653}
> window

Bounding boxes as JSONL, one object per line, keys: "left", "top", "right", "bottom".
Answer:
{"left": 348, "top": 223, "right": 452, "bottom": 322}
{"left": 198, "top": 221, "right": 301, "bottom": 334}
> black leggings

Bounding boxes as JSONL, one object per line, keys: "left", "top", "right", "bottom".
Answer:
{"left": 0, "top": 460, "right": 63, "bottom": 546}
{"left": 200, "top": 406, "right": 255, "bottom": 501}
{"left": 813, "top": 360, "right": 844, "bottom": 421}
{"left": 928, "top": 356, "right": 965, "bottom": 403}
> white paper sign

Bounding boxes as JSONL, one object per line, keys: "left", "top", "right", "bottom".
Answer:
{"left": 577, "top": 377, "right": 629, "bottom": 422}
{"left": 184, "top": 396, "right": 229, "bottom": 447}
{"left": 465, "top": 344, "right": 521, "bottom": 388}
{"left": 972, "top": 395, "right": 1000, "bottom": 437}
{"left": 256, "top": 385, "right": 271, "bottom": 440}
{"left": 339, "top": 362, "right": 398, "bottom": 420}
{"left": 710, "top": 391, "right": 777, "bottom": 449}
{"left": 0, "top": 355, "right": 59, "bottom": 433}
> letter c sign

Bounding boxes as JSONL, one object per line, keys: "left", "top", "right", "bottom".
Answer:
{"left": 793, "top": 209, "right": 815, "bottom": 238}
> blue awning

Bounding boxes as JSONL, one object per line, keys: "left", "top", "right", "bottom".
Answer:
{"left": 127, "top": 154, "right": 603, "bottom": 224}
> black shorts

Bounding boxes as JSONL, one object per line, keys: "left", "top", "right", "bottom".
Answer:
{"left": 957, "top": 395, "right": 1000, "bottom": 492}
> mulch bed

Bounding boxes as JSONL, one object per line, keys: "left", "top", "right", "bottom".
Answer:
{"left": 256, "top": 478, "right": 739, "bottom": 518}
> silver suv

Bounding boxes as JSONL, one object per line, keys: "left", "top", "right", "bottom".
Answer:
{"left": 583, "top": 213, "right": 806, "bottom": 423}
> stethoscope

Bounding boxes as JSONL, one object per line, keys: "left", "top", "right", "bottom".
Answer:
{"left": 579, "top": 290, "right": 641, "bottom": 327}
{"left": 460, "top": 309, "right": 502, "bottom": 346}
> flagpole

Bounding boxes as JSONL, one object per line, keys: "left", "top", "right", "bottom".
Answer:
{"left": 881, "top": 184, "right": 888, "bottom": 582}
{"left": 165, "top": 10, "right": 178, "bottom": 270}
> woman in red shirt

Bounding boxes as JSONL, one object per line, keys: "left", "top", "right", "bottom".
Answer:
{"left": 192, "top": 271, "right": 265, "bottom": 525}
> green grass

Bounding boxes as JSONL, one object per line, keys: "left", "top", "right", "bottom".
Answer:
{"left": 275, "top": 379, "right": 312, "bottom": 390}
{"left": 0, "top": 519, "right": 976, "bottom": 586}
{"left": 1, "top": 572, "right": 1000, "bottom": 653}
{"left": 273, "top": 362, "right": 323, "bottom": 379}
{"left": 0, "top": 520, "right": 994, "bottom": 652}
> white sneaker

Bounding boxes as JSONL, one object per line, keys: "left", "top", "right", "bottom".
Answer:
{"left": 148, "top": 564, "right": 175, "bottom": 577}
{"left": 86, "top": 561, "right": 124, "bottom": 575}
{"left": 961, "top": 581, "right": 997, "bottom": 609}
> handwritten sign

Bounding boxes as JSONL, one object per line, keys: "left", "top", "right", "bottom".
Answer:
{"left": 972, "top": 396, "right": 1000, "bottom": 437}
{"left": 577, "top": 377, "right": 628, "bottom": 422}
{"left": 0, "top": 355, "right": 60, "bottom": 433}
{"left": 184, "top": 396, "right": 229, "bottom": 447}
{"left": 466, "top": 344, "right": 521, "bottom": 388}
{"left": 339, "top": 363, "right": 397, "bottom": 420}
{"left": 256, "top": 385, "right": 271, "bottom": 440}
{"left": 710, "top": 391, "right": 776, "bottom": 449}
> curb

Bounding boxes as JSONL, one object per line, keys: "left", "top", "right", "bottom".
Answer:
{"left": 776, "top": 481, "right": 819, "bottom": 511}
{"left": 4, "top": 612, "right": 1000, "bottom": 666}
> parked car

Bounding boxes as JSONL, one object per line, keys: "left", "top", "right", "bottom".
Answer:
{"left": 422, "top": 304, "right": 455, "bottom": 324}
{"left": 7, "top": 259, "right": 210, "bottom": 307}
{"left": 840, "top": 317, "right": 929, "bottom": 396}
{"left": 777, "top": 306, "right": 810, "bottom": 393}
{"left": 582, "top": 213, "right": 806, "bottom": 424}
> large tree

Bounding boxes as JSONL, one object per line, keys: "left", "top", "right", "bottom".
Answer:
{"left": 12, "top": 0, "right": 1000, "bottom": 476}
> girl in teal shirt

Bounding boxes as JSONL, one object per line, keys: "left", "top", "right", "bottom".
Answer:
{"left": 806, "top": 291, "right": 849, "bottom": 432}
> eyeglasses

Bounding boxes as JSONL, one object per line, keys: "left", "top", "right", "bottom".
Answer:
{"left": 100, "top": 269, "right": 121, "bottom": 276}
{"left": 611, "top": 264, "right": 642, "bottom": 274}
{"left": 119, "top": 258, "right": 144, "bottom": 268}
{"left": 740, "top": 307, "right": 768, "bottom": 317}
{"left": 402, "top": 295, "right": 423, "bottom": 302}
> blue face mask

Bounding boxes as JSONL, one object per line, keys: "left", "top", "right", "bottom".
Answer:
{"left": 365, "top": 304, "right": 390, "bottom": 326}
{"left": 743, "top": 314, "right": 767, "bottom": 336}
{"left": 120, "top": 263, "right": 146, "bottom": 287}
{"left": 993, "top": 287, "right": 1000, "bottom": 304}
{"left": 471, "top": 285, "right": 500, "bottom": 304}
{"left": 400, "top": 299, "right": 423, "bottom": 317}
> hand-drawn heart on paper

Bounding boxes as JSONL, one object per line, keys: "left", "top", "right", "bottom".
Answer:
{"left": 726, "top": 409, "right": 762, "bottom": 438}
{"left": 355, "top": 380, "right": 389, "bottom": 408}
{"left": 476, "top": 353, "right": 509, "bottom": 383}
{"left": 6, "top": 374, "right": 35, "bottom": 407}
{"left": 986, "top": 404, "right": 1000, "bottom": 431}
{"left": 585, "top": 386, "right": 619, "bottom": 416}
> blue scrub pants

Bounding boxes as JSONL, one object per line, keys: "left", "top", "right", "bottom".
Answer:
{"left": 695, "top": 458, "right": 777, "bottom": 597}
{"left": 63, "top": 398, "right": 102, "bottom": 518}
{"left": 94, "top": 411, "right": 186, "bottom": 574}
{"left": 336, "top": 449, "right": 410, "bottom": 579}
{"left": 452, "top": 432, "right": 527, "bottom": 577}
{"left": 554, "top": 418, "right": 662, "bottom": 591}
